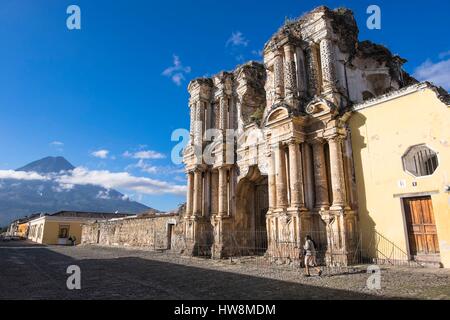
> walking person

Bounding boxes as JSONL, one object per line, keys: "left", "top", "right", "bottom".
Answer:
{"left": 68, "top": 235, "right": 77, "bottom": 246}
{"left": 303, "top": 235, "right": 322, "bottom": 277}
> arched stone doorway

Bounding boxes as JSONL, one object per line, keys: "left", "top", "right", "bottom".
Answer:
{"left": 235, "top": 166, "right": 269, "bottom": 255}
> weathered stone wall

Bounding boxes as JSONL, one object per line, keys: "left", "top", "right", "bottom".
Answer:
{"left": 81, "top": 214, "right": 185, "bottom": 253}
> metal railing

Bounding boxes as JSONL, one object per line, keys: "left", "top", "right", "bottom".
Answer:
{"left": 149, "top": 229, "right": 424, "bottom": 274}
{"left": 180, "top": 230, "right": 366, "bottom": 274}
{"left": 365, "top": 231, "right": 424, "bottom": 268}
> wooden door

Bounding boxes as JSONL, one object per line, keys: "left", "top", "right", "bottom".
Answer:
{"left": 403, "top": 196, "right": 440, "bottom": 256}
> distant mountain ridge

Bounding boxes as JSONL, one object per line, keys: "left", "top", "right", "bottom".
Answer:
{"left": 0, "top": 157, "right": 154, "bottom": 226}
{"left": 16, "top": 156, "right": 75, "bottom": 173}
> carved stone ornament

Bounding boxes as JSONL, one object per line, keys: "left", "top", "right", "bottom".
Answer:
{"left": 305, "top": 97, "right": 336, "bottom": 115}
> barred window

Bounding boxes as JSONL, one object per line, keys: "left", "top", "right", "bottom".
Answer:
{"left": 402, "top": 145, "right": 439, "bottom": 177}
{"left": 59, "top": 225, "right": 70, "bottom": 239}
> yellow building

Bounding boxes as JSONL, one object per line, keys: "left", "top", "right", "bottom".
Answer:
{"left": 27, "top": 211, "right": 133, "bottom": 245}
{"left": 350, "top": 83, "right": 450, "bottom": 267}
{"left": 6, "top": 213, "right": 41, "bottom": 238}
{"left": 16, "top": 222, "right": 29, "bottom": 238}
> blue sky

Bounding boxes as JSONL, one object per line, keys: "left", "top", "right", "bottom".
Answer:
{"left": 0, "top": 0, "right": 449, "bottom": 211}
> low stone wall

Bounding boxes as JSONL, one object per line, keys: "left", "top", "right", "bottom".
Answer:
{"left": 81, "top": 214, "right": 185, "bottom": 253}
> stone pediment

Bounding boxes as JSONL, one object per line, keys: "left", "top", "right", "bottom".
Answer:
{"left": 263, "top": 102, "right": 304, "bottom": 127}
{"left": 305, "top": 97, "right": 337, "bottom": 117}
{"left": 267, "top": 106, "right": 289, "bottom": 124}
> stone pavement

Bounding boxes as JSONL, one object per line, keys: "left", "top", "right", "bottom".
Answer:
{"left": 0, "top": 241, "right": 449, "bottom": 300}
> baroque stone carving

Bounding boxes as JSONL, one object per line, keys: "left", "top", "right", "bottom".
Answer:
{"left": 183, "top": 5, "right": 419, "bottom": 266}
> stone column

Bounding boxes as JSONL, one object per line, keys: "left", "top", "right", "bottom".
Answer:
{"left": 189, "top": 104, "right": 195, "bottom": 144}
{"left": 186, "top": 172, "right": 194, "bottom": 216}
{"left": 203, "top": 171, "right": 211, "bottom": 217}
{"left": 296, "top": 48, "right": 307, "bottom": 97}
{"left": 319, "top": 38, "right": 337, "bottom": 93}
{"left": 305, "top": 45, "right": 320, "bottom": 96}
{"left": 193, "top": 169, "right": 203, "bottom": 216}
{"left": 283, "top": 44, "right": 298, "bottom": 104}
{"left": 273, "top": 52, "right": 284, "bottom": 103}
{"left": 204, "top": 101, "right": 211, "bottom": 132}
{"left": 268, "top": 150, "right": 277, "bottom": 211}
{"left": 275, "top": 143, "right": 288, "bottom": 209}
{"left": 228, "top": 96, "right": 234, "bottom": 130}
{"left": 288, "top": 141, "right": 305, "bottom": 209}
{"left": 229, "top": 167, "right": 236, "bottom": 217}
{"left": 218, "top": 167, "right": 228, "bottom": 216}
{"left": 193, "top": 101, "right": 204, "bottom": 166}
{"left": 220, "top": 97, "right": 228, "bottom": 131}
{"left": 214, "top": 100, "right": 221, "bottom": 129}
{"left": 303, "top": 143, "right": 315, "bottom": 210}
{"left": 328, "top": 136, "right": 346, "bottom": 210}
{"left": 194, "top": 101, "right": 203, "bottom": 148}
{"left": 312, "top": 140, "right": 330, "bottom": 209}
{"left": 210, "top": 170, "right": 219, "bottom": 216}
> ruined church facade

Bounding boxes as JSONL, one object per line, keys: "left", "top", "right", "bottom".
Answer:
{"left": 183, "top": 6, "right": 416, "bottom": 265}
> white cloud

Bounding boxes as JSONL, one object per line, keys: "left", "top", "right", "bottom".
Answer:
{"left": 226, "top": 31, "right": 249, "bottom": 47}
{"left": 123, "top": 150, "right": 165, "bottom": 160}
{"left": 0, "top": 166, "right": 186, "bottom": 196}
{"left": 171, "top": 73, "right": 185, "bottom": 86}
{"left": 52, "top": 183, "right": 74, "bottom": 193}
{"left": 174, "top": 175, "right": 187, "bottom": 183}
{"left": 91, "top": 149, "right": 110, "bottom": 159}
{"left": 122, "top": 151, "right": 132, "bottom": 158}
{"left": 0, "top": 170, "right": 49, "bottom": 181}
{"left": 134, "top": 151, "right": 165, "bottom": 160}
{"left": 162, "top": 55, "right": 191, "bottom": 86}
{"left": 127, "top": 159, "right": 184, "bottom": 176}
{"left": 56, "top": 167, "right": 186, "bottom": 195}
{"left": 413, "top": 58, "right": 450, "bottom": 90}
{"left": 50, "top": 141, "right": 64, "bottom": 152}
{"left": 96, "top": 190, "right": 111, "bottom": 200}
{"left": 134, "top": 159, "right": 158, "bottom": 174}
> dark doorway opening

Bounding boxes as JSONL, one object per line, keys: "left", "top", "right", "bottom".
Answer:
{"left": 167, "top": 224, "right": 175, "bottom": 250}
{"left": 236, "top": 166, "right": 269, "bottom": 255}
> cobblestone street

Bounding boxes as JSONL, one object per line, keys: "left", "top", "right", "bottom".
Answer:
{"left": 1, "top": 241, "right": 449, "bottom": 300}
